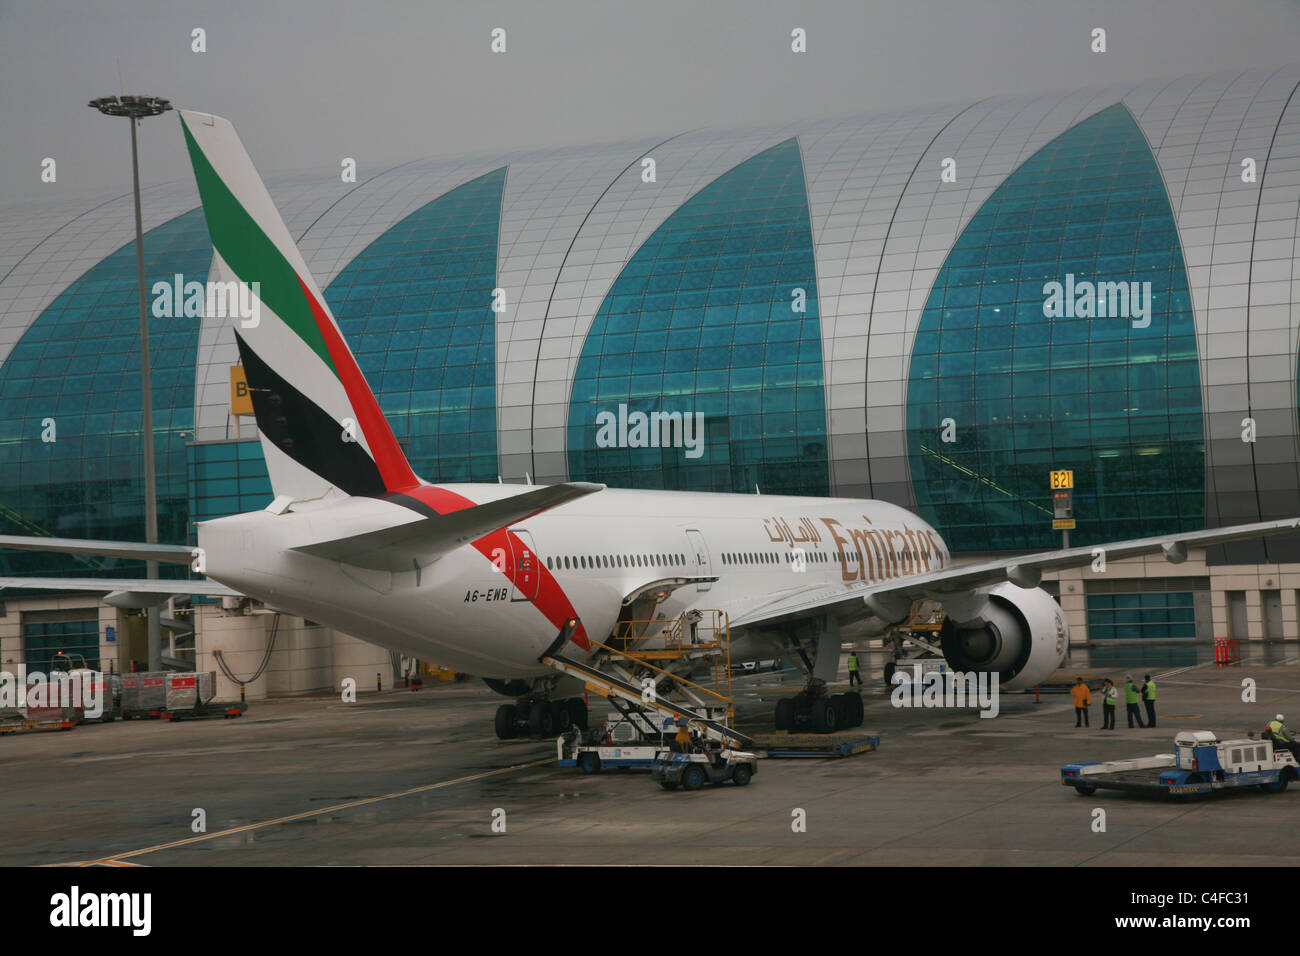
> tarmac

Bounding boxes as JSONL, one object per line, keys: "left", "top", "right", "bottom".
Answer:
{"left": 2, "top": 659, "right": 1298, "bottom": 866}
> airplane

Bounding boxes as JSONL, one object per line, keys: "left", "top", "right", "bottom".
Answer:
{"left": 1, "top": 109, "right": 1296, "bottom": 740}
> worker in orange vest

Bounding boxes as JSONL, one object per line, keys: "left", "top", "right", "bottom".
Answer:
{"left": 1070, "top": 677, "right": 1092, "bottom": 728}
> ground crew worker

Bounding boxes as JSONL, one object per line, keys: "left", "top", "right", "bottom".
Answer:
{"left": 1070, "top": 677, "right": 1091, "bottom": 727}
{"left": 847, "top": 650, "right": 862, "bottom": 686}
{"left": 1266, "top": 715, "right": 1300, "bottom": 761}
{"left": 1123, "top": 675, "right": 1145, "bottom": 728}
{"left": 1101, "top": 678, "right": 1117, "bottom": 729}
{"left": 673, "top": 723, "right": 691, "bottom": 753}
{"left": 1141, "top": 673, "right": 1157, "bottom": 728}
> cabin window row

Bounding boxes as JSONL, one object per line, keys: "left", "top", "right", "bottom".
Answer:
{"left": 545, "top": 553, "right": 688, "bottom": 571}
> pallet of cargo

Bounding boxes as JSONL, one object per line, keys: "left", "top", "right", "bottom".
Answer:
{"left": 119, "top": 672, "right": 168, "bottom": 719}
{"left": 750, "top": 731, "right": 881, "bottom": 758}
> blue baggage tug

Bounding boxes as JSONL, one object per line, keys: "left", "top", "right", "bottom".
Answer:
{"left": 1062, "top": 730, "right": 1299, "bottom": 797}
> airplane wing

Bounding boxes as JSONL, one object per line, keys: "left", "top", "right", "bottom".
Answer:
{"left": 292, "top": 481, "right": 606, "bottom": 571}
{"left": 0, "top": 535, "right": 195, "bottom": 565}
{"left": 0, "top": 577, "right": 240, "bottom": 597}
{"left": 729, "top": 517, "right": 1300, "bottom": 631}
{"left": 0, "top": 538, "right": 235, "bottom": 603}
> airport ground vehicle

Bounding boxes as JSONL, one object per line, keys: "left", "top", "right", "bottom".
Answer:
{"left": 1061, "top": 730, "right": 1300, "bottom": 797}
{"left": 651, "top": 748, "right": 758, "bottom": 790}
{"left": 556, "top": 712, "right": 668, "bottom": 772}
{"left": 557, "top": 736, "right": 666, "bottom": 773}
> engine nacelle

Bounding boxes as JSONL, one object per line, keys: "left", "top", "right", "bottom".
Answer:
{"left": 938, "top": 583, "right": 1068, "bottom": 691}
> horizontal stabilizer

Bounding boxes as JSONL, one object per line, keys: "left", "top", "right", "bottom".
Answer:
{"left": 293, "top": 481, "right": 605, "bottom": 571}
{"left": 0, "top": 535, "right": 196, "bottom": 565}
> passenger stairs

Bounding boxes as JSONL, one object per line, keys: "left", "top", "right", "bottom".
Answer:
{"left": 543, "top": 610, "right": 751, "bottom": 748}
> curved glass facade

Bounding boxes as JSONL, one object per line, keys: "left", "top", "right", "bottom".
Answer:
{"left": 0, "top": 207, "right": 209, "bottom": 578}
{"left": 566, "top": 138, "right": 828, "bottom": 494}
{"left": 4, "top": 70, "right": 1300, "bottom": 579}
{"left": 324, "top": 168, "right": 506, "bottom": 482}
{"left": 906, "top": 103, "right": 1203, "bottom": 551}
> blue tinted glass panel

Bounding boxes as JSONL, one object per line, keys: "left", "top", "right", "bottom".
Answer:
{"left": 568, "top": 139, "right": 828, "bottom": 494}
{"left": 0, "top": 208, "right": 209, "bottom": 582}
{"left": 324, "top": 168, "right": 505, "bottom": 483}
{"left": 906, "top": 104, "right": 1203, "bottom": 550}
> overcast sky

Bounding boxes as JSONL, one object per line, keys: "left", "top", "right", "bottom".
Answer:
{"left": 1, "top": 0, "right": 1297, "bottom": 204}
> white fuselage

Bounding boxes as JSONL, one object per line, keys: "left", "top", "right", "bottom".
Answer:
{"left": 196, "top": 485, "right": 950, "bottom": 679}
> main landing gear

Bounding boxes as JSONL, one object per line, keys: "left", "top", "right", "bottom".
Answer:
{"left": 772, "top": 678, "right": 864, "bottom": 733}
{"left": 494, "top": 696, "right": 589, "bottom": 740}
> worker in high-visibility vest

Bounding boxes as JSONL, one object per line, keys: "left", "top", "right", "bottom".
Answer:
{"left": 1101, "top": 678, "right": 1117, "bottom": 730}
{"left": 1070, "top": 677, "right": 1091, "bottom": 727}
{"left": 1141, "top": 674, "right": 1157, "bottom": 728}
{"left": 1123, "top": 675, "right": 1146, "bottom": 728}
{"left": 847, "top": 651, "right": 862, "bottom": 687}
{"left": 1266, "top": 715, "right": 1300, "bottom": 761}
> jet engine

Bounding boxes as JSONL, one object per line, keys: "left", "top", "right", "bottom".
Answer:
{"left": 938, "top": 583, "right": 1068, "bottom": 691}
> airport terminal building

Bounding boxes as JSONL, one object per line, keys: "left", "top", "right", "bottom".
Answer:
{"left": 1, "top": 66, "right": 1299, "bottom": 694}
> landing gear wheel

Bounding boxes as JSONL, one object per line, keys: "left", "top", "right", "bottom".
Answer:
{"left": 847, "top": 692, "right": 864, "bottom": 727}
{"left": 568, "top": 697, "right": 588, "bottom": 731}
{"left": 494, "top": 704, "right": 518, "bottom": 740}
{"left": 553, "top": 700, "right": 572, "bottom": 731}
{"left": 811, "top": 700, "right": 838, "bottom": 734}
{"left": 1074, "top": 784, "right": 1097, "bottom": 795}
{"left": 528, "top": 701, "right": 554, "bottom": 737}
{"left": 681, "top": 765, "right": 707, "bottom": 791}
{"left": 578, "top": 752, "right": 601, "bottom": 774}
{"left": 830, "top": 694, "right": 849, "bottom": 728}
{"left": 774, "top": 698, "right": 793, "bottom": 731}
{"left": 732, "top": 764, "right": 752, "bottom": 787}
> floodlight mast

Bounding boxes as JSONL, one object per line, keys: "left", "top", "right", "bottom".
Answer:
{"left": 88, "top": 95, "right": 173, "bottom": 672}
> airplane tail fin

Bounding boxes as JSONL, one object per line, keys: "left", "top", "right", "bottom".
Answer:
{"left": 179, "top": 109, "right": 419, "bottom": 502}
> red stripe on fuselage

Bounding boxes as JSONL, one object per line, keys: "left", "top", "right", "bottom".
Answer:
{"left": 298, "top": 277, "right": 419, "bottom": 492}
{"left": 399, "top": 485, "right": 591, "bottom": 650}
{"left": 296, "top": 278, "right": 588, "bottom": 651}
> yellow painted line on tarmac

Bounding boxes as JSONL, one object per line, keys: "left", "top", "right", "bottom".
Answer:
{"left": 54, "top": 756, "right": 553, "bottom": 867}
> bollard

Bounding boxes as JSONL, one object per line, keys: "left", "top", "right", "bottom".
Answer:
{"left": 1034, "top": 684, "right": 1041, "bottom": 704}
{"left": 376, "top": 672, "right": 382, "bottom": 693}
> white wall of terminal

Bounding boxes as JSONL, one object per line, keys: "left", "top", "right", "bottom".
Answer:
{"left": 0, "top": 546, "right": 1296, "bottom": 698}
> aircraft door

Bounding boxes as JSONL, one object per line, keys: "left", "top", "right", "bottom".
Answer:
{"left": 686, "top": 528, "right": 712, "bottom": 592}
{"left": 510, "top": 530, "right": 540, "bottom": 602}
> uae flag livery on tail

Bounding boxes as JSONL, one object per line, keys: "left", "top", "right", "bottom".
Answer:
{"left": 179, "top": 110, "right": 419, "bottom": 502}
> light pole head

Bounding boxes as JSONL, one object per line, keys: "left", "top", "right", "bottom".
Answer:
{"left": 88, "top": 95, "right": 173, "bottom": 118}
